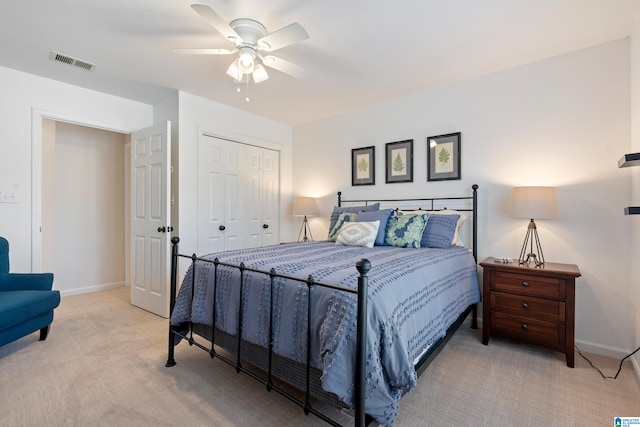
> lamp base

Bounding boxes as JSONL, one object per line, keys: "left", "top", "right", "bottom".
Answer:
{"left": 297, "top": 216, "right": 313, "bottom": 243}
{"left": 518, "top": 219, "right": 545, "bottom": 267}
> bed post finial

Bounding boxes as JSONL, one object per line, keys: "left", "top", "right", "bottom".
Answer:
{"left": 337, "top": 191, "right": 342, "bottom": 207}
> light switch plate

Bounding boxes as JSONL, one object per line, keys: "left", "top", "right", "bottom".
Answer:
{"left": 0, "top": 190, "right": 19, "bottom": 203}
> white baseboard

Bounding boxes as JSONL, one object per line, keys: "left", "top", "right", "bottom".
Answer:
{"left": 574, "top": 339, "right": 633, "bottom": 359}
{"left": 58, "top": 281, "right": 126, "bottom": 297}
{"left": 632, "top": 353, "right": 640, "bottom": 385}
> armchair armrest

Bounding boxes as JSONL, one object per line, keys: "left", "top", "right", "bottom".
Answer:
{"left": 0, "top": 272, "right": 54, "bottom": 291}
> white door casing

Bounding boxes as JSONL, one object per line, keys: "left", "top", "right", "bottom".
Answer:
{"left": 130, "top": 121, "right": 171, "bottom": 318}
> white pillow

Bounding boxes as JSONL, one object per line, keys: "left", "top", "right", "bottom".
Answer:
{"left": 335, "top": 221, "right": 380, "bottom": 248}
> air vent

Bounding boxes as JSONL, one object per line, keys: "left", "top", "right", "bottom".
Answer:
{"left": 49, "top": 51, "right": 96, "bottom": 71}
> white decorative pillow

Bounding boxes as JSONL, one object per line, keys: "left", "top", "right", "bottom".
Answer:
{"left": 335, "top": 221, "right": 380, "bottom": 248}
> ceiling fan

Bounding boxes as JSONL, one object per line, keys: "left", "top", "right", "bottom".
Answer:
{"left": 175, "top": 4, "right": 309, "bottom": 87}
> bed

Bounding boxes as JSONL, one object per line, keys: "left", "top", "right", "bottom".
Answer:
{"left": 166, "top": 185, "right": 480, "bottom": 426}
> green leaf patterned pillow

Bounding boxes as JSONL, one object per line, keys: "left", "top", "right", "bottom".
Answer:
{"left": 328, "top": 212, "right": 357, "bottom": 242}
{"left": 385, "top": 214, "right": 428, "bottom": 248}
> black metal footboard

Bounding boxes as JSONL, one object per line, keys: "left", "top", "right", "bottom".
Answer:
{"left": 165, "top": 237, "right": 370, "bottom": 427}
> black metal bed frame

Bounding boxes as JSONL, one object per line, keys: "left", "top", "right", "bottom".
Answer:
{"left": 165, "top": 184, "right": 479, "bottom": 427}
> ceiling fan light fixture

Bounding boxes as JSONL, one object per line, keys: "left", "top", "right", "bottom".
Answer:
{"left": 238, "top": 48, "right": 255, "bottom": 74}
{"left": 226, "top": 59, "right": 242, "bottom": 82}
{"left": 252, "top": 64, "right": 269, "bottom": 83}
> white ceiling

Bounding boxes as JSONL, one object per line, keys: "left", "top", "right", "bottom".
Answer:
{"left": 0, "top": 0, "right": 639, "bottom": 126}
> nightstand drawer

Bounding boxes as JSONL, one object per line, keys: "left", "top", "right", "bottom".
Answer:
{"left": 492, "top": 271, "right": 566, "bottom": 299}
{"left": 491, "top": 312, "right": 565, "bottom": 345}
{"left": 490, "top": 292, "right": 565, "bottom": 322}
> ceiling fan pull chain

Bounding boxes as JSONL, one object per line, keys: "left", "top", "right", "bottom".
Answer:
{"left": 245, "top": 75, "right": 250, "bottom": 102}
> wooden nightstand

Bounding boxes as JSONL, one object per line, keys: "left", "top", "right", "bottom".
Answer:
{"left": 479, "top": 258, "right": 581, "bottom": 367}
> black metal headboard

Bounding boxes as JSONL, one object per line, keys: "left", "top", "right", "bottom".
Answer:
{"left": 337, "top": 184, "right": 479, "bottom": 261}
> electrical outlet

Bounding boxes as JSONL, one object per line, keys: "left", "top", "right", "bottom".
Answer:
{"left": 0, "top": 190, "right": 19, "bottom": 203}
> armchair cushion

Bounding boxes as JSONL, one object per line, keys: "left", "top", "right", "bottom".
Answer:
{"left": 0, "top": 290, "right": 60, "bottom": 330}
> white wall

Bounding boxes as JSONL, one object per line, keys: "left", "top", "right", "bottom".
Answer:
{"left": 0, "top": 65, "right": 153, "bottom": 274}
{"left": 630, "top": 15, "right": 640, "bottom": 375}
{"left": 47, "top": 122, "right": 127, "bottom": 294}
{"left": 176, "top": 91, "right": 293, "bottom": 258}
{"left": 292, "top": 39, "right": 633, "bottom": 358}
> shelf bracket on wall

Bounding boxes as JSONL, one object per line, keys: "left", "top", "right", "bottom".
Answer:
{"left": 618, "top": 153, "right": 640, "bottom": 215}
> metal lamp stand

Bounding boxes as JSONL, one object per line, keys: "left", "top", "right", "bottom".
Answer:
{"left": 297, "top": 215, "right": 313, "bottom": 242}
{"left": 518, "top": 219, "right": 545, "bottom": 266}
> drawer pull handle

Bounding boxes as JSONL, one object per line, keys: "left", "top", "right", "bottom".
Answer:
{"left": 522, "top": 302, "right": 529, "bottom": 308}
{"left": 522, "top": 323, "right": 528, "bottom": 330}
{"left": 522, "top": 281, "right": 529, "bottom": 287}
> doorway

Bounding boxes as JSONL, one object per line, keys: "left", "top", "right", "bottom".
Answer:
{"left": 40, "top": 119, "right": 130, "bottom": 295}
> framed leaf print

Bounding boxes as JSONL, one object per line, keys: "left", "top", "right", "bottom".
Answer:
{"left": 427, "top": 132, "right": 461, "bottom": 181}
{"left": 352, "top": 146, "right": 375, "bottom": 186}
{"left": 385, "top": 140, "right": 413, "bottom": 183}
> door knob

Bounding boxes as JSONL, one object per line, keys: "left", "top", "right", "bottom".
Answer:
{"left": 219, "top": 225, "right": 226, "bottom": 231}
{"left": 157, "top": 226, "right": 166, "bottom": 233}
{"left": 263, "top": 224, "right": 269, "bottom": 229}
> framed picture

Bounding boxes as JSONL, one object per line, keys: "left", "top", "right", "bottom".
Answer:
{"left": 385, "top": 139, "right": 413, "bottom": 183}
{"left": 427, "top": 132, "right": 461, "bottom": 181}
{"left": 351, "top": 146, "right": 375, "bottom": 186}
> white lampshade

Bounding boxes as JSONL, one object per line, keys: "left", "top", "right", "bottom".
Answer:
{"left": 226, "top": 59, "right": 242, "bottom": 82}
{"left": 509, "top": 186, "right": 559, "bottom": 220}
{"left": 252, "top": 64, "right": 269, "bottom": 83}
{"left": 292, "top": 197, "right": 319, "bottom": 217}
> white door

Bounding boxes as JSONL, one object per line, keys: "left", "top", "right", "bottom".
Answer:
{"left": 246, "top": 146, "right": 279, "bottom": 247}
{"left": 197, "top": 135, "right": 244, "bottom": 254}
{"left": 130, "top": 121, "right": 171, "bottom": 318}
{"left": 246, "top": 145, "right": 264, "bottom": 248}
{"left": 261, "top": 148, "right": 279, "bottom": 246}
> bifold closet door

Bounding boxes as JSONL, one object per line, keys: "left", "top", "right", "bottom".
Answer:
{"left": 246, "top": 146, "right": 280, "bottom": 248}
{"left": 198, "top": 135, "right": 279, "bottom": 254}
{"left": 197, "top": 135, "right": 244, "bottom": 254}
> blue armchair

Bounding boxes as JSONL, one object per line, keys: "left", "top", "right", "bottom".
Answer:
{"left": 0, "top": 237, "right": 60, "bottom": 347}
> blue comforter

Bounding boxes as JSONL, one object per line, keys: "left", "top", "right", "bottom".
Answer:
{"left": 171, "top": 242, "right": 480, "bottom": 426}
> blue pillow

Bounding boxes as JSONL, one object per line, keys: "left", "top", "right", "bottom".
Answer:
{"left": 328, "top": 203, "right": 380, "bottom": 239}
{"left": 355, "top": 209, "right": 393, "bottom": 246}
{"left": 421, "top": 213, "right": 460, "bottom": 248}
{"left": 385, "top": 214, "right": 428, "bottom": 248}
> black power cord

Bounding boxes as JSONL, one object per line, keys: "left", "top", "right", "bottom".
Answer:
{"left": 576, "top": 345, "right": 640, "bottom": 379}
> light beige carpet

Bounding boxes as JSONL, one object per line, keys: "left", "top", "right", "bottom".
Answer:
{"left": 1, "top": 286, "right": 638, "bottom": 427}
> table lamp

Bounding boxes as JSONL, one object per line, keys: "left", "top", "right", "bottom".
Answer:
{"left": 293, "top": 196, "right": 319, "bottom": 242}
{"left": 509, "top": 186, "right": 558, "bottom": 266}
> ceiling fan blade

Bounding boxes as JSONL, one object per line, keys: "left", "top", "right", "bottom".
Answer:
{"left": 173, "top": 48, "right": 237, "bottom": 55}
{"left": 262, "top": 55, "right": 305, "bottom": 79}
{"left": 191, "top": 4, "right": 241, "bottom": 42}
{"left": 257, "top": 22, "right": 309, "bottom": 52}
